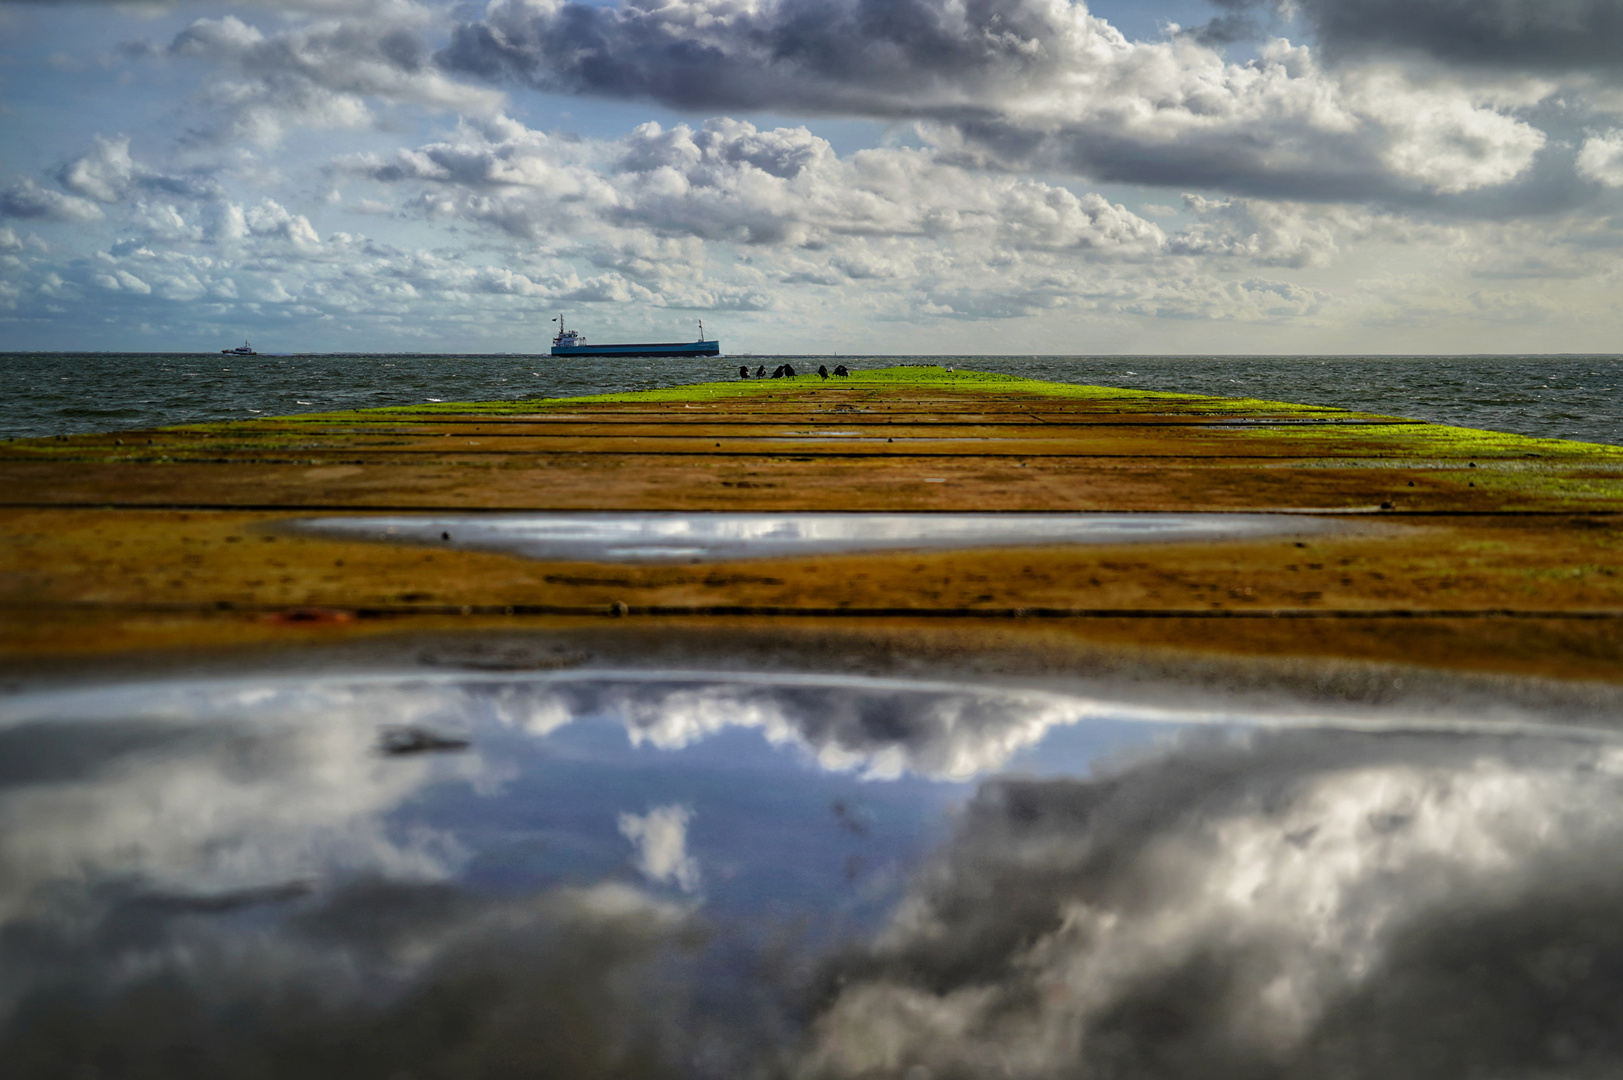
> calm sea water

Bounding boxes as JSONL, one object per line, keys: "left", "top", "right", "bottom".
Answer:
{"left": 2, "top": 352, "right": 1621, "bottom": 445}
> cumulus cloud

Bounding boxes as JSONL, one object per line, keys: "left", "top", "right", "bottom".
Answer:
{"left": 438, "top": 0, "right": 1550, "bottom": 201}
{"left": 1578, "top": 129, "right": 1623, "bottom": 186}
{"left": 241, "top": 196, "right": 323, "bottom": 247}
{"left": 802, "top": 728, "right": 1623, "bottom": 1078}
{"left": 0, "top": 178, "right": 104, "bottom": 222}
{"left": 167, "top": 9, "right": 503, "bottom": 145}
{"left": 351, "top": 114, "right": 1169, "bottom": 256}
{"left": 56, "top": 134, "right": 220, "bottom": 203}
{"left": 92, "top": 267, "right": 152, "bottom": 293}
{"left": 57, "top": 135, "right": 141, "bottom": 203}
{"left": 1171, "top": 193, "right": 1345, "bottom": 267}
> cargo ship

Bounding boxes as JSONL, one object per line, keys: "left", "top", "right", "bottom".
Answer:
{"left": 550, "top": 316, "right": 719, "bottom": 357}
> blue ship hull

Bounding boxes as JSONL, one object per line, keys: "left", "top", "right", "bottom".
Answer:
{"left": 551, "top": 340, "right": 720, "bottom": 357}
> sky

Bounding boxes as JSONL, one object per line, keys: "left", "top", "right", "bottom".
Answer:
{"left": 1, "top": 0, "right": 1621, "bottom": 355}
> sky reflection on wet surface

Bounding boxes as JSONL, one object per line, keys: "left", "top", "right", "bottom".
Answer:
{"left": 290, "top": 512, "right": 1340, "bottom": 564}
{"left": 5, "top": 671, "right": 1623, "bottom": 1078}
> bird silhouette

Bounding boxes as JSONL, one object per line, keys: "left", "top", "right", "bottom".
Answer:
{"left": 772, "top": 365, "right": 785, "bottom": 378}
{"left": 834, "top": 364, "right": 849, "bottom": 377}
{"left": 784, "top": 363, "right": 797, "bottom": 377}
{"left": 739, "top": 365, "right": 750, "bottom": 378}
{"left": 818, "top": 364, "right": 829, "bottom": 379}
{"left": 756, "top": 365, "right": 766, "bottom": 377}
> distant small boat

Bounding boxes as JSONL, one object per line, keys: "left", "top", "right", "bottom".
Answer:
{"left": 550, "top": 315, "right": 719, "bottom": 357}
{"left": 222, "top": 340, "right": 256, "bottom": 356}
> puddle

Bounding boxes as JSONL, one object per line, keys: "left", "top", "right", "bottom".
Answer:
{"left": 5, "top": 669, "right": 1621, "bottom": 1076}
{"left": 287, "top": 511, "right": 1341, "bottom": 563}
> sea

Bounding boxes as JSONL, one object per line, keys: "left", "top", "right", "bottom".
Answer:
{"left": 3, "top": 352, "right": 1621, "bottom": 446}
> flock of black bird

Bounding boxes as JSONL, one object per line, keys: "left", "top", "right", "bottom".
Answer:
{"left": 739, "top": 363, "right": 849, "bottom": 379}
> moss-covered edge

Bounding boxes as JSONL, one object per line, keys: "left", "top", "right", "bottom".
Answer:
{"left": 1226, "top": 419, "right": 1623, "bottom": 459}
{"left": 8, "top": 368, "right": 1621, "bottom": 463}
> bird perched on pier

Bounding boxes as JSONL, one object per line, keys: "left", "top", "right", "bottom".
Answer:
{"left": 771, "top": 365, "right": 785, "bottom": 378}
{"left": 818, "top": 365, "right": 829, "bottom": 379}
{"left": 756, "top": 365, "right": 766, "bottom": 377}
{"left": 739, "top": 365, "right": 750, "bottom": 378}
{"left": 834, "top": 364, "right": 849, "bottom": 377}
{"left": 784, "top": 363, "right": 797, "bottom": 377}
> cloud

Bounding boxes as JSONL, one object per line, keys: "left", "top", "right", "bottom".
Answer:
{"left": 1170, "top": 193, "right": 1346, "bottom": 267}
{"left": 0, "top": 703, "right": 478, "bottom": 926}
{"left": 1275, "top": 0, "right": 1623, "bottom": 76}
{"left": 129, "top": 200, "right": 205, "bottom": 242}
{"left": 241, "top": 196, "right": 323, "bottom": 247}
{"left": 438, "top": 0, "right": 1551, "bottom": 201}
{"left": 167, "top": 10, "right": 503, "bottom": 145}
{"left": 352, "top": 114, "right": 1169, "bottom": 257}
{"left": 1578, "top": 129, "right": 1623, "bottom": 187}
{"left": 619, "top": 804, "right": 701, "bottom": 892}
{"left": 56, "top": 135, "right": 140, "bottom": 203}
{"left": 1180, "top": 12, "right": 1265, "bottom": 47}
{"left": 0, "top": 875, "right": 702, "bottom": 1080}
{"left": 437, "top": 0, "right": 1113, "bottom": 116}
{"left": 7, "top": 0, "right": 413, "bottom": 9}
{"left": 0, "top": 677, "right": 710, "bottom": 1078}
{"left": 55, "top": 134, "right": 221, "bottom": 203}
{"left": 802, "top": 728, "right": 1623, "bottom": 1078}
{"left": 92, "top": 267, "right": 152, "bottom": 293}
{"left": 582, "top": 676, "right": 1154, "bottom": 780}
{"left": 0, "top": 178, "right": 104, "bottom": 222}
{"left": 10, "top": 676, "right": 1623, "bottom": 1074}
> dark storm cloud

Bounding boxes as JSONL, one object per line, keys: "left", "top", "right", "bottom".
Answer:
{"left": 436, "top": 0, "right": 1555, "bottom": 204}
{"left": 438, "top": 0, "right": 1074, "bottom": 117}
{"left": 1284, "top": 0, "right": 1623, "bottom": 75}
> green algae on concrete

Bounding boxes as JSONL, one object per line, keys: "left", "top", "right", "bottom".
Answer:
{"left": 361, "top": 366, "right": 1367, "bottom": 416}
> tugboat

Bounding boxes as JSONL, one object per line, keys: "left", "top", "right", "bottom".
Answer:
{"left": 549, "top": 316, "right": 719, "bottom": 357}
{"left": 221, "top": 340, "right": 257, "bottom": 356}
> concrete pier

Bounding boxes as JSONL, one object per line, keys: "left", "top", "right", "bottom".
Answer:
{"left": 3, "top": 366, "right": 1621, "bottom": 684}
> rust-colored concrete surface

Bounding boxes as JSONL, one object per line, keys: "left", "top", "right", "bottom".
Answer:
{"left": 3, "top": 367, "right": 1621, "bottom": 683}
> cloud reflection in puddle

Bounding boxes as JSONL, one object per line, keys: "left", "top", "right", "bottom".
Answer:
{"left": 4, "top": 671, "right": 1623, "bottom": 1076}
